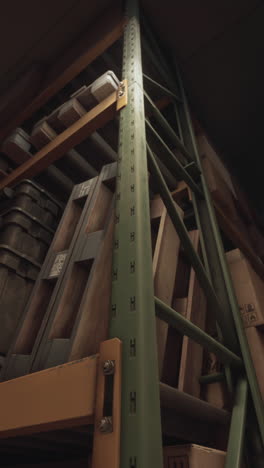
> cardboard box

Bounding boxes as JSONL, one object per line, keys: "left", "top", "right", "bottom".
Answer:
{"left": 163, "top": 444, "right": 225, "bottom": 468}
{"left": 248, "top": 224, "right": 264, "bottom": 261}
{"left": 226, "top": 249, "right": 264, "bottom": 328}
{"left": 202, "top": 157, "right": 238, "bottom": 221}
{"left": 197, "top": 134, "right": 235, "bottom": 197}
{"left": 245, "top": 326, "right": 264, "bottom": 399}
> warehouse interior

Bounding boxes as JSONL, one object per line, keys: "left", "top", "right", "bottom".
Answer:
{"left": 0, "top": 1, "right": 263, "bottom": 467}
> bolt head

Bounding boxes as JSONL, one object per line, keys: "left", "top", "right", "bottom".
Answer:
{"left": 99, "top": 417, "right": 113, "bottom": 433}
{"left": 103, "top": 360, "right": 115, "bottom": 375}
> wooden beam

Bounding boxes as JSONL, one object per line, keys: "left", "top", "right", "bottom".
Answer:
{"left": 0, "top": 85, "right": 127, "bottom": 189}
{"left": 0, "top": 9, "right": 126, "bottom": 143}
{"left": 0, "top": 356, "right": 98, "bottom": 438}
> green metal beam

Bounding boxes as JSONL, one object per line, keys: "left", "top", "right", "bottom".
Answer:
{"left": 147, "top": 143, "right": 239, "bottom": 346}
{"left": 176, "top": 67, "right": 264, "bottom": 443}
{"left": 144, "top": 90, "right": 193, "bottom": 162}
{"left": 225, "top": 378, "right": 248, "bottom": 468}
{"left": 109, "top": 1, "right": 163, "bottom": 467}
{"left": 155, "top": 297, "right": 242, "bottom": 369}
{"left": 143, "top": 73, "right": 181, "bottom": 102}
{"left": 199, "top": 372, "right": 225, "bottom": 384}
{"left": 145, "top": 119, "right": 203, "bottom": 196}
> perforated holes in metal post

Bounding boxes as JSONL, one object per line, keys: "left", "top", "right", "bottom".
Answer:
{"left": 111, "top": 304, "right": 117, "bottom": 318}
{"left": 130, "top": 339, "right": 136, "bottom": 357}
{"left": 129, "top": 457, "right": 137, "bottom": 468}
{"left": 130, "top": 392, "right": 136, "bottom": 414}
{"left": 130, "top": 296, "right": 136, "bottom": 311}
{"left": 130, "top": 261, "right": 135, "bottom": 273}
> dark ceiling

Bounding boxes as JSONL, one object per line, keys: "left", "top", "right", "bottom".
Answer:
{"left": 0, "top": 0, "right": 263, "bottom": 210}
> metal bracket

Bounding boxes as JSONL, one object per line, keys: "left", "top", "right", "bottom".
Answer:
{"left": 92, "top": 338, "right": 122, "bottom": 468}
{"left": 116, "top": 79, "right": 128, "bottom": 111}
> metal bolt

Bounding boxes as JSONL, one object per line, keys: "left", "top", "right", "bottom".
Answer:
{"left": 118, "top": 81, "right": 125, "bottom": 97}
{"left": 103, "top": 360, "right": 115, "bottom": 375}
{"left": 99, "top": 416, "right": 113, "bottom": 433}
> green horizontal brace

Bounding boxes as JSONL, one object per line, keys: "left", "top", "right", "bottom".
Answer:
{"left": 225, "top": 378, "right": 248, "bottom": 468}
{"left": 147, "top": 143, "right": 232, "bottom": 335}
{"left": 144, "top": 90, "right": 193, "bottom": 162}
{"left": 146, "top": 120, "right": 203, "bottom": 197}
{"left": 199, "top": 372, "right": 225, "bottom": 384}
{"left": 143, "top": 73, "right": 182, "bottom": 102}
{"left": 155, "top": 297, "right": 242, "bottom": 369}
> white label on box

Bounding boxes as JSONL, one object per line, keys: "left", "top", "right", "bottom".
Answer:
{"left": 49, "top": 252, "right": 67, "bottom": 278}
{"left": 240, "top": 303, "right": 258, "bottom": 326}
{"left": 76, "top": 181, "right": 92, "bottom": 198}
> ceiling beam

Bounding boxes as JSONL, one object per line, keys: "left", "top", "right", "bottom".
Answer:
{"left": 0, "top": 5, "right": 126, "bottom": 143}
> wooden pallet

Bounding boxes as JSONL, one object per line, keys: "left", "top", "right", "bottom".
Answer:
{"left": 151, "top": 196, "right": 182, "bottom": 377}
{"left": 2, "top": 164, "right": 116, "bottom": 380}
{"left": 32, "top": 205, "right": 114, "bottom": 370}
{"left": 161, "top": 230, "right": 207, "bottom": 400}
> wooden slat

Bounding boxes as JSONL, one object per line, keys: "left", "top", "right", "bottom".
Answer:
{"left": 69, "top": 212, "right": 114, "bottom": 361}
{"left": 0, "top": 11, "right": 126, "bottom": 143}
{"left": 0, "top": 356, "right": 97, "bottom": 438}
{"left": 151, "top": 197, "right": 182, "bottom": 377}
{"left": 178, "top": 231, "right": 207, "bottom": 398}
{"left": 0, "top": 88, "right": 126, "bottom": 189}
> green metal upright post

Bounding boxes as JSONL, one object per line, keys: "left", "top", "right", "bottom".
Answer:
{"left": 109, "top": 1, "right": 163, "bottom": 467}
{"left": 225, "top": 378, "right": 248, "bottom": 468}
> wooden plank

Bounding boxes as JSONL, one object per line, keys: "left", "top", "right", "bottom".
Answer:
{"left": 92, "top": 339, "right": 122, "bottom": 468}
{"left": 69, "top": 212, "right": 114, "bottom": 361}
{"left": 0, "top": 85, "right": 126, "bottom": 189}
{"left": 151, "top": 197, "right": 183, "bottom": 377}
{"left": 0, "top": 11, "right": 126, "bottom": 143}
{"left": 178, "top": 231, "right": 207, "bottom": 398}
{"left": 0, "top": 356, "right": 97, "bottom": 438}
